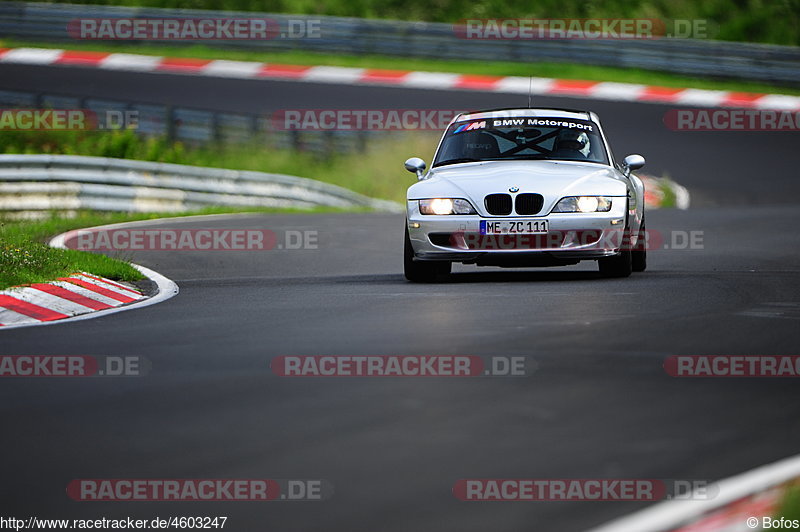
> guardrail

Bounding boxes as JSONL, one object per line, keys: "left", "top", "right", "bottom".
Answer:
{"left": 1, "top": 2, "right": 799, "bottom": 85}
{"left": 0, "top": 88, "right": 377, "bottom": 154}
{"left": 0, "top": 154, "right": 402, "bottom": 214}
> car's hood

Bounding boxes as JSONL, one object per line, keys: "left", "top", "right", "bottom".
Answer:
{"left": 408, "top": 160, "right": 628, "bottom": 214}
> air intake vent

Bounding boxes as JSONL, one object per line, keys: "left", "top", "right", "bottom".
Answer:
{"left": 515, "top": 193, "right": 544, "bottom": 215}
{"left": 485, "top": 194, "right": 512, "bottom": 215}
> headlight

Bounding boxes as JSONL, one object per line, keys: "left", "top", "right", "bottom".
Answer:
{"left": 419, "top": 198, "right": 477, "bottom": 215}
{"left": 553, "top": 196, "right": 612, "bottom": 213}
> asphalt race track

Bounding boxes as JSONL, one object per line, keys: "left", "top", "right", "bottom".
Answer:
{"left": 1, "top": 63, "right": 800, "bottom": 531}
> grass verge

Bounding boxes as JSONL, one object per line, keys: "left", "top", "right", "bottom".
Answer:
{"left": 3, "top": 39, "right": 799, "bottom": 97}
{"left": 1, "top": 212, "right": 146, "bottom": 289}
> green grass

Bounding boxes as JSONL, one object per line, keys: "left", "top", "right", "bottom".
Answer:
{"left": 4, "top": 38, "right": 800, "bottom": 96}
{"left": 0, "top": 242, "right": 142, "bottom": 290}
{"left": 779, "top": 483, "right": 800, "bottom": 521}
{"left": 0, "top": 126, "right": 191, "bottom": 159}
{"left": 659, "top": 181, "right": 677, "bottom": 208}
{"left": 1, "top": 213, "right": 146, "bottom": 289}
{"left": 654, "top": 174, "right": 680, "bottom": 208}
{"left": 35, "top": 0, "right": 800, "bottom": 46}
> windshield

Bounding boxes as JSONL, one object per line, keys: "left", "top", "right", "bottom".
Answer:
{"left": 433, "top": 116, "right": 609, "bottom": 167}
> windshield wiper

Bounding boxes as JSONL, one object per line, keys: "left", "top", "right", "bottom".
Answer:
{"left": 432, "top": 157, "right": 483, "bottom": 168}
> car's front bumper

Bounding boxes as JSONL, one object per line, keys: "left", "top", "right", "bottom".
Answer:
{"left": 407, "top": 199, "right": 629, "bottom": 265}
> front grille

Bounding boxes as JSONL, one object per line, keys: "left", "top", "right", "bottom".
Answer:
{"left": 484, "top": 194, "right": 512, "bottom": 215}
{"left": 515, "top": 193, "right": 544, "bottom": 215}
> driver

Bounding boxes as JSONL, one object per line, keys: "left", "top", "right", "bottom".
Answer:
{"left": 552, "top": 129, "right": 589, "bottom": 159}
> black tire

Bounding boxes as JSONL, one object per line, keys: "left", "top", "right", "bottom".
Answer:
{"left": 632, "top": 218, "right": 647, "bottom": 272}
{"left": 404, "top": 226, "right": 451, "bottom": 282}
{"left": 598, "top": 248, "right": 632, "bottom": 278}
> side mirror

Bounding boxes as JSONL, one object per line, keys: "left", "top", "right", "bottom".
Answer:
{"left": 622, "top": 154, "right": 645, "bottom": 176}
{"left": 404, "top": 157, "right": 427, "bottom": 180}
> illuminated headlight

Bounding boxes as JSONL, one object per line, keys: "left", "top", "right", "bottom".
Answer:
{"left": 419, "top": 198, "right": 477, "bottom": 215}
{"left": 553, "top": 196, "right": 612, "bottom": 213}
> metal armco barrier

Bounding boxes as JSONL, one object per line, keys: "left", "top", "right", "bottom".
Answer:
{"left": 0, "top": 88, "right": 375, "bottom": 153}
{"left": 0, "top": 154, "right": 403, "bottom": 213}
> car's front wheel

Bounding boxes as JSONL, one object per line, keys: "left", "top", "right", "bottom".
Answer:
{"left": 632, "top": 217, "right": 647, "bottom": 272}
{"left": 404, "top": 226, "right": 451, "bottom": 282}
{"left": 598, "top": 248, "right": 632, "bottom": 278}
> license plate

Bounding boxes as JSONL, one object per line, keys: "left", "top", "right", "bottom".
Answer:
{"left": 480, "top": 219, "right": 549, "bottom": 235}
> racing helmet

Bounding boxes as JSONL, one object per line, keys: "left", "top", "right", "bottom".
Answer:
{"left": 554, "top": 129, "right": 588, "bottom": 152}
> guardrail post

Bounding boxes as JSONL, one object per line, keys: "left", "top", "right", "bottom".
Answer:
{"left": 290, "top": 130, "right": 301, "bottom": 152}
{"left": 357, "top": 132, "right": 367, "bottom": 153}
{"left": 250, "top": 115, "right": 259, "bottom": 136}
{"left": 323, "top": 131, "right": 335, "bottom": 159}
{"left": 211, "top": 112, "right": 221, "bottom": 144}
{"left": 166, "top": 106, "right": 176, "bottom": 142}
